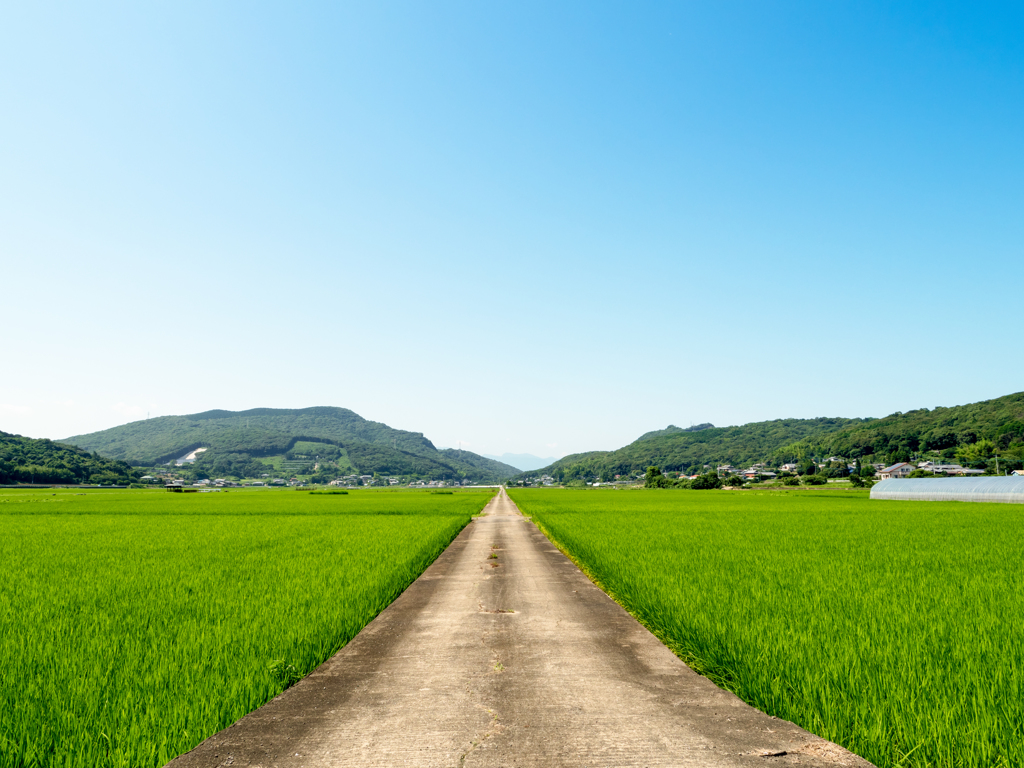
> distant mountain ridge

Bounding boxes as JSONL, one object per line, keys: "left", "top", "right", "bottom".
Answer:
{"left": 481, "top": 453, "right": 559, "bottom": 472}
{"left": 63, "top": 407, "right": 518, "bottom": 482}
{"left": 636, "top": 423, "right": 715, "bottom": 442}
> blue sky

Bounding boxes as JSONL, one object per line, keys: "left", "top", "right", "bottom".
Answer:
{"left": 2, "top": 2, "right": 1021, "bottom": 458}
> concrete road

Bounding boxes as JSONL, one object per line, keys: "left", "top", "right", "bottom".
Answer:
{"left": 169, "top": 490, "right": 872, "bottom": 768}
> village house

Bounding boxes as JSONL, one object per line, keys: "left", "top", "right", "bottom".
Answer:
{"left": 917, "top": 461, "right": 986, "bottom": 476}
{"left": 877, "top": 462, "right": 916, "bottom": 480}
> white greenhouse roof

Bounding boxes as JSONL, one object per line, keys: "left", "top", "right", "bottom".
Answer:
{"left": 871, "top": 476, "right": 1024, "bottom": 504}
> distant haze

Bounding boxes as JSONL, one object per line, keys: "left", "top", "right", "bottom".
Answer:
{"left": 482, "top": 453, "right": 558, "bottom": 472}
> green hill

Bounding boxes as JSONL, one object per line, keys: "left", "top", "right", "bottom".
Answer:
{"left": 0, "top": 431, "right": 139, "bottom": 485}
{"left": 785, "top": 391, "right": 1024, "bottom": 468}
{"left": 523, "top": 391, "right": 1024, "bottom": 482}
{"left": 532, "top": 417, "right": 867, "bottom": 481}
{"left": 63, "top": 407, "right": 518, "bottom": 483}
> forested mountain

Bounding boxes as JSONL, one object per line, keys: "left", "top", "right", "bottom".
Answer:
{"left": 0, "top": 431, "right": 139, "bottom": 485}
{"left": 779, "top": 391, "right": 1024, "bottom": 469}
{"left": 63, "top": 407, "right": 518, "bottom": 482}
{"left": 534, "top": 418, "right": 867, "bottom": 481}
{"left": 523, "top": 391, "right": 1024, "bottom": 482}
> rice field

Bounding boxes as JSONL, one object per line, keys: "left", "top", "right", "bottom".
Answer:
{"left": 0, "top": 487, "right": 492, "bottom": 768}
{"left": 509, "top": 487, "right": 1024, "bottom": 768}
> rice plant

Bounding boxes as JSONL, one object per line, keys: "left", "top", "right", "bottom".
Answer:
{"left": 510, "top": 487, "right": 1024, "bottom": 768}
{"left": 0, "top": 488, "right": 492, "bottom": 767}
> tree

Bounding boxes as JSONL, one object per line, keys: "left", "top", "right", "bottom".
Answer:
{"left": 956, "top": 439, "right": 996, "bottom": 469}
{"left": 887, "top": 447, "right": 912, "bottom": 464}
{"left": 922, "top": 430, "right": 957, "bottom": 451}
{"left": 645, "top": 466, "right": 671, "bottom": 488}
{"left": 828, "top": 460, "right": 849, "bottom": 478}
{"left": 691, "top": 472, "right": 722, "bottom": 490}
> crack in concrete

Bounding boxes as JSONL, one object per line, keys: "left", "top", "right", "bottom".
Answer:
{"left": 477, "top": 602, "right": 515, "bottom": 614}
{"left": 457, "top": 704, "right": 502, "bottom": 768}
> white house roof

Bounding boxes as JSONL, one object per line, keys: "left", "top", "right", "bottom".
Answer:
{"left": 880, "top": 462, "right": 915, "bottom": 474}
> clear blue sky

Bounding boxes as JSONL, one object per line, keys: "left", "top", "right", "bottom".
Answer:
{"left": 2, "top": 2, "right": 1021, "bottom": 458}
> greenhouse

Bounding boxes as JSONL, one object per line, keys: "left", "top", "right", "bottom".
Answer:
{"left": 871, "top": 476, "right": 1024, "bottom": 504}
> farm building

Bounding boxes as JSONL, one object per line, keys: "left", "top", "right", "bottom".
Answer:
{"left": 871, "top": 476, "right": 1024, "bottom": 504}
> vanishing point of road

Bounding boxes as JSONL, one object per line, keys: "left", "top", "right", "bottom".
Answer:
{"left": 169, "top": 490, "right": 872, "bottom": 768}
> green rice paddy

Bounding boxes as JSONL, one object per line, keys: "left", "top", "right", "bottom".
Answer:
{"left": 0, "top": 487, "right": 493, "bottom": 768}
{"left": 509, "top": 487, "right": 1024, "bottom": 768}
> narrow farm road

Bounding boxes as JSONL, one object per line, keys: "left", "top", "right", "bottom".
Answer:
{"left": 168, "top": 490, "right": 871, "bottom": 768}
